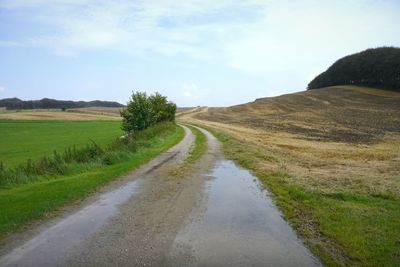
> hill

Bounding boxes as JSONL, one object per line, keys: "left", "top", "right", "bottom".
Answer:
{"left": 308, "top": 47, "right": 400, "bottom": 90}
{"left": 194, "top": 86, "right": 400, "bottom": 143}
{"left": 179, "top": 85, "right": 400, "bottom": 265}
{"left": 0, "top": 97, "right": 124, "bottom": 110}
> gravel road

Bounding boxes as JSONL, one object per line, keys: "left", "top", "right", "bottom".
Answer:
{"left": 0, "top": 125, "right": 321, "bottom": 267}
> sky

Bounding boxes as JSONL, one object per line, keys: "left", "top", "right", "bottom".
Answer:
{"left": 0, "top": 0, "right": 399, "bottom": 107}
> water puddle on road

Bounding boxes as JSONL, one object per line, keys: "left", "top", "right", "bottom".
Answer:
{"left": 0, "top": 180, "right": 139, "bottom": 267}
{"left": 172, "top": 160, "right": 321, "bottom": 266}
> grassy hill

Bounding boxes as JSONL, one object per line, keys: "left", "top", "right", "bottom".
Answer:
{"left": 181, "top": 85, "right": 400, "bottom": 266}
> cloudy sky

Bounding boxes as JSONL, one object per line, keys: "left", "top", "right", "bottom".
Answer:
{"left": 0, "top": 0, "right": 399, "bottom": 106}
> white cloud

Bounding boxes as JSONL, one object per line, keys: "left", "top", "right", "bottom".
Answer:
{"left": 0, "top": 40, "right": 24, "bottom": 47}
{"left": 181, "top": 82, "right": 209, "bottom": 99}
{"left": 0, "top": 86, "right": 5, "bottom": 92}
{"left": 0, "top": 0, "right": 262, "bottom": 58}
{"left": 225, "top": 0, "right": 400, "bottom": 74}
{"left": 0, "top": 0, "right": 399, "bottom": 104}
{"left": 1, "top": 0, "right": 398, "bottom": 71}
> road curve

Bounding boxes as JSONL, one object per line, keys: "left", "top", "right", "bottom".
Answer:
{"left": 0, "top": 125, "right": 196, "bottom": 267}
{"left": 0, "top": 125, "right": 321, "bottom": 267}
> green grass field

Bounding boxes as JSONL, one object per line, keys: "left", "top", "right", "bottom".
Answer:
{"left": 0, "top": 123, "right": 184, "bottom": 238}
{"left": 0, "top": 120, "right": 123, "bottom": 167}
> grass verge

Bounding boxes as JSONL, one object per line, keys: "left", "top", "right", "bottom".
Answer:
{"left": 184, "top": 125, "right": 207, "bottom": 164}
{"left": 170, "top": 124, "right": 207, "bottom": 176}
{"left": 0, "top": 123, "right": 184, "bottom": 239}
{"left": 198, "top": 124, "right": 400, "bottom": 267}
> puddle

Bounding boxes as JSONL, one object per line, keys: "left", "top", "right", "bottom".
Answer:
{"left": 0, "top": 181, "right": 139, "bottom": 267}
{"left": 172, "top": 160, "right": 321, "bottom": 266}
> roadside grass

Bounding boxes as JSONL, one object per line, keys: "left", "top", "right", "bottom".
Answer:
{"left": 184, "top": 125, "right": 207, "bottom": 164}
{"left": 0, "top": 120, "right": 123, "bottom": 167}
{"left": 0, "top": 123, "right": 184, "bottom": 239}
{"left": 199, "top": 125, "right": 400, "bottom": 267}
{"left": 169, "top": 125, "right": 207, "bottom": 176}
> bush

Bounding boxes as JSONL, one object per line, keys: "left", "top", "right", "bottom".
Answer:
{"left": 120, "top": 91, "right": 176, "bottom": 133}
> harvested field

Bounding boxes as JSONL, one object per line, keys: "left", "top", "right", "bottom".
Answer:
{"left": 69, "top": 107, "right": 122, "bottom": 117}
{"left": 176, "top": 107, "right": 202, "bottom": 117}
{"left": 177, "top": 107, "right": 196, "bottom": 113}
{"left": 185, "top": 86, "right": 400, "bottom": 197}
{"left": 179, "top": 85, "right": 400, "bottom": 266}
{"left": 0, "top": 108, "right": 121, "bottom": 121}
{"left": 198, "top": 86, "right": 400, "bottom": 143}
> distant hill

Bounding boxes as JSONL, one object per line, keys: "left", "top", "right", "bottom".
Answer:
{"left": 308, "top": 47, "right": 400, "bottom": 91}
{"left": 0, "top": 97, "right": 124, "bottom": 110}
{"left": 194, "top": 86, "right": 400, "bottom": 143}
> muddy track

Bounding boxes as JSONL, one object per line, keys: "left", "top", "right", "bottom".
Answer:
{"left": 0, "top": 125, "right": 321, "bottom": 267}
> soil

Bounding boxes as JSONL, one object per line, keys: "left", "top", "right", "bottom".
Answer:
{"left": 195, "top": 86, "right": 400, "bottom": 144}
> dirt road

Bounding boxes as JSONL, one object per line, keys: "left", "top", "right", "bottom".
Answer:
{"left": 0, "top": 125, "right": 321, "bottom": 267}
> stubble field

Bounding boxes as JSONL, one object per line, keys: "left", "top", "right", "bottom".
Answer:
{"left": 180, "top": 85, "right": 400, "bottom": 266}
{"left": 0, "top": 107, "right": 122, "bottom": 121}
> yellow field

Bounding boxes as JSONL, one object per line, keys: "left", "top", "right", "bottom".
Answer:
{"left": 179, "top": 86, "right": 400, "bottom": 266}
{"left": 181, "top": 86, "right": 400, "bottom": 197}
{"left": 0, "top": 107, "right": 121, "bottom": 121}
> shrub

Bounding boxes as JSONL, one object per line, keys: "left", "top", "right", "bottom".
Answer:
{"left": 120, "top": 91, "right": 176, "bottom": 133}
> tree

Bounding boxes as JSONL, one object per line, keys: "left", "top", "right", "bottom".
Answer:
{"left": 308, "top": 47, "right": 400, "bottom": 91}
{"left": 149, "top": 92, "right": 177, "bottom": 123}
{"left": 120, "top": 91, "right": 176, "bottom": 133}
{"left": 120, "top": 92, "right": 152, "bottom": 132}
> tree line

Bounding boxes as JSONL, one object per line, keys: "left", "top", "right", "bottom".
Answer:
{"left": 0, "top": 97, "right": 124, "bottom": 110}
{"left": 308, "top": 47, "right": 400, "bottom": 91}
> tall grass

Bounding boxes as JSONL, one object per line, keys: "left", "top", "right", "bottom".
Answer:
{"left": 0, "top": 122, "right": 176, "bottom": 187}
{"left": 0, "top": 122, "right": 184, "bottom": 238}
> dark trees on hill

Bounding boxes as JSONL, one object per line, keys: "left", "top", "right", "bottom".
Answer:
{"left": 0, "top": 98, "right": 124, "bottom": 110}
{"left": 308, "top": 47, "right": 400, "bottom": 91}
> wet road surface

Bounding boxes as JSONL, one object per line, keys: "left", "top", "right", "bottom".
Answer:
{"left": 170, "top": 159, "right": 320, "bottom": 266}
{"left": 0, "top": 125, "right": 321, "bottom": 266}
{"left": 0, "top": 181, "right": 139, "bottom": 267}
